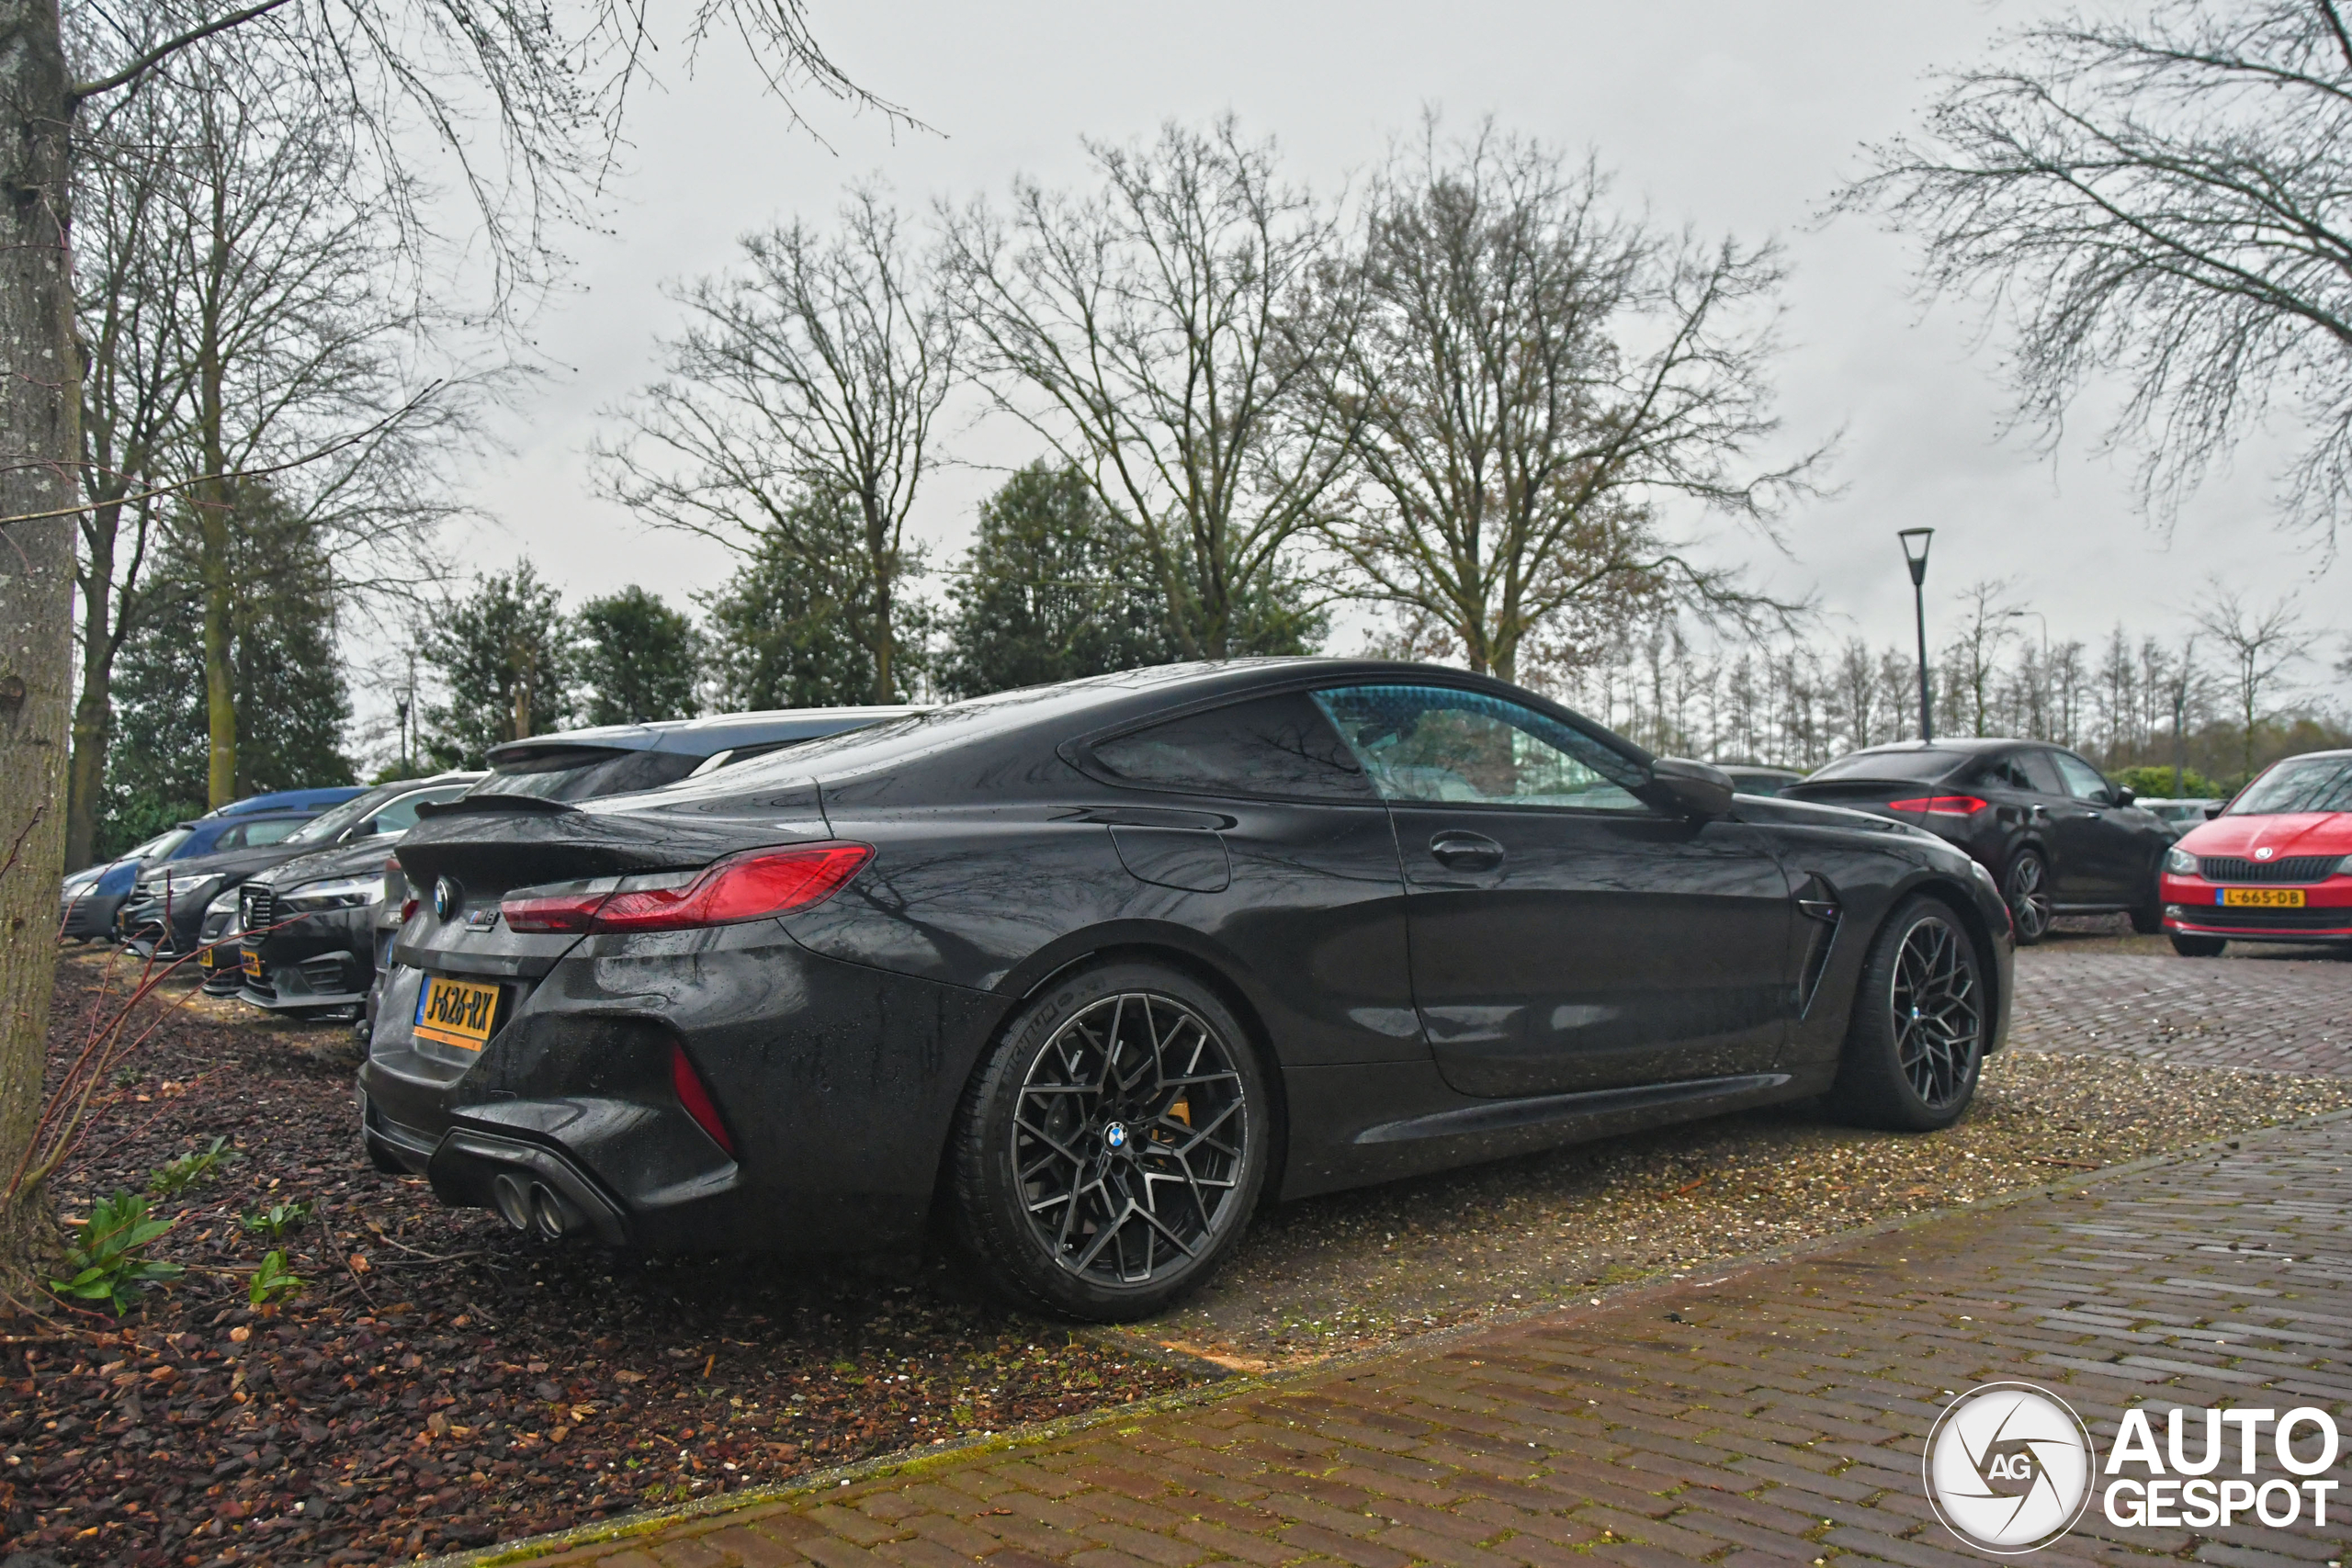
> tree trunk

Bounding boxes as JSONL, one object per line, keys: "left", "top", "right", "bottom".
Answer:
{"left": 0, "top": 0, "right": 79, "bottom": 1303}
{"left": 198, "top": 185, "right": 235, "bottom": 807}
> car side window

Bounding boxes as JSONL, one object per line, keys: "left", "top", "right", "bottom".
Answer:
{"left": 210, "top": 825, "right": 248, "bottom": 851}
{"left": 1091, "top": 692, "right": 1378, "bottom": 803}
{"left": 1312, "top": 684, "right": 1649, "bottom": 811}
{"left": 2050, "top": 751, "right": 2113, "bottom": 803}
{"left": 2016, "top": 750, "right": 2067, "bottom": 795}
{"left": 1970, "top": 755, "right": 2033, "bottom": 793}
{"left": 242, "top": 818, "right": 303, "bottom": 846}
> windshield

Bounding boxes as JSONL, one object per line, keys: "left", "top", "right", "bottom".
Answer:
{"left": 282, "top": 784, "right": 400, "bottom": 844}
{"left": 2228, "top": 755, "right": 2352, "bottom": 817}
{"left": 474, "top": 745, "right": 706, "bottom": 803}
{"left": 1804, "top": 749, "right": 1969, "bottom": 784}
{"left": 137, "top": 829, "right": 193, "bottom": 862}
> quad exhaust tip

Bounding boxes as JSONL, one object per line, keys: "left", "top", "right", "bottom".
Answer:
{"left": 490, "top": 1170, "right": 586, "bottom": 1239}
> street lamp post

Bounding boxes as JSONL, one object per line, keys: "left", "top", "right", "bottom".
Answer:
{"left": 1898, "top": 528, "right": 1934, "bottom": 742}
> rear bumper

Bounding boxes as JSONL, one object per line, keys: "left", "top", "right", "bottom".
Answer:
{"left": 356, "top": 919, "right": 1009, "bottom": 1255}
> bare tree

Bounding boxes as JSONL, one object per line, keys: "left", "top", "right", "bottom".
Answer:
{"left": 1940, "top": 578, "right": 2021, "bottom": 738}
{"left": 1319, "top": 119, "right": 1820, "bottom": 684}
{"left": 1840, "top": 1, "right": 2352, "bottom": 544}
{"left": 2193, "top": 582, "right": 2313, "bottom": 781}
{"left": 64, "top": 81, "right": 197, "bottom": 869}
{"left": 942, "top": 117, "right": 1354, "bottom": 659}
{"left": 599, "top": 188, "right": 953, "bottom": 703}
{"left": 0, "top": 0, "right": 899, "bottom": 1301}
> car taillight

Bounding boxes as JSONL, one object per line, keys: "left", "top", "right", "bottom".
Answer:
{"left": 400, "top": 898, "right": 419, "bottom": 923}
{"left": 670, "top": 1043, "right": 734, "bottom": 1156}
{"left": 1886, "top": 795, "right": 1988, "bottom": 817}
{"left": 500, "top": 842, "right": 873, "bottom": 934}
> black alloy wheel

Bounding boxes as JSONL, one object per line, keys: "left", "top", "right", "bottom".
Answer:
{"left": 949, "top": 961, "right": 1269, "bottom": 1321}
{"left": 2004, "top": 850, "right": 2052, "bottom": 945}
{"left": 1828, "top": 896, "right": 1989, "bottom": 1131}
{"left": 2169, "top": 933, "right": 2225, "bottom": 957}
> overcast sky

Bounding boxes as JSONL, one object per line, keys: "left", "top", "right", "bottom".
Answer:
{"left": 413, "top": 0, "right": 2342, "bottom": 731}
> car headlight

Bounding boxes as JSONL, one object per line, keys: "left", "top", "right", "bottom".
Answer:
{"left": 206, "top": 886, "right": 242, "bottom": 917}
{"left": 280, "top": 874, "right": 383, "bottom": 912}
{"left": 145, "top": 873, "right": 223, "bottom": 904}
{"left": 2164, "top": 846, "right": 2198, "bottom": 875}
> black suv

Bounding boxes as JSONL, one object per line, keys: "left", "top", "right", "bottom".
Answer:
{"left": 1784, "top": 739, "right": 2171, "bottom": 942}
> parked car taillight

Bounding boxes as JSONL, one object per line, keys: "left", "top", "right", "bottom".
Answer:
{"left": 1886, "top": 795, "right": 1988, "bottom": 817}
{"left": 501, "top": 843, "right": 873, "bottom": 934}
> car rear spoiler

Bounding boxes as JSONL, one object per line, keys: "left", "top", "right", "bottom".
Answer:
{"left": 416, "top": 795, "right": 578, "bottom": 819}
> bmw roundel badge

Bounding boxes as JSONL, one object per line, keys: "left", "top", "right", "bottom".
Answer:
{"left": 433, "top": 876, "right": 461, "bottom": 920}
{"left": 1103, "top": 1122, "right": 1129, "bottom": 1151}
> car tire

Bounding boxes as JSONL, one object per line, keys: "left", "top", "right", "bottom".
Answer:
{"left": 947, "top": 960, "right": 1271, "bottom": 1323}
{"left": 1826, "top": 896, "right": 1990, "bottom": 1133}
{"left": 2169, "top": 934, "right": 2225, "bottom": 957}
{"left": 2003, "top": 850, "right": 2053, "bottom": 945}
{"left": 2128, "top": 892, "right": 2165, "bottom": 935}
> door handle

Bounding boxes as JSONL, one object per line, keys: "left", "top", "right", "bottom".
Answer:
{"left": 1428, "top": 831, "right": 1504, "bottom": 871}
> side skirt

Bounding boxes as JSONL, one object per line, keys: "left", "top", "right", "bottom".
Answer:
{"left": 1277, "top": 1062, "right": 1815, "bottom": 1201}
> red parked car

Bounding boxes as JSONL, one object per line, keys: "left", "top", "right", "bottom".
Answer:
{"left": 2158, "top": 750, "right": 2352, "bottom": 955}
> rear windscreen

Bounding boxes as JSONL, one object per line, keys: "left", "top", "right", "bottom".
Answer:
{"left": 474, "top": 746, "right": 706, "bottom": 803}
{"left": 2229, "top": 755, "right": 2352, "bottom": 817}
{"left": 1802, "top": 750, "right": 1969, "bottom": 784}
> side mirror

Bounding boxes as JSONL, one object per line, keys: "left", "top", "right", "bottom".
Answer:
{"left": 1646, "top": 757, "right": 1735, "bottom": 819}
{"left": 2112, "top": 785, "right": 2136, "bottom": 807}
{"left": 2203, "top": 801, "right": 2224, "bottom": 820}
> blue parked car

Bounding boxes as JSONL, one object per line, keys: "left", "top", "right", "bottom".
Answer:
{"left": 59, "top": 786, "right": 366, "bottom": 941}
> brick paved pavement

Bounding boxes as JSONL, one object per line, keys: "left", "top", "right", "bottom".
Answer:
{"left": 492, "top": 1113, "right": 2352, "bottom": 1568}
{"left": 2012, "top": 945, "right": 2351, "bottom": 1076}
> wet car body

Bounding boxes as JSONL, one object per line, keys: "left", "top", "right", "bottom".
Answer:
{"left": 219, "top": 774, "right": 485, "bottom": 1010}
{"left": 66, "top": 789, "right": 366, "bottom": 941}
{"left": 2159, "top": 750, "right": 2352, "bottom": 953}
{"left": 239, "top": 708, "right": 920, "bottom": 1029}
{"left": 1784, "top": 739, "right": 2172, "bottom": 942}
{"left": 364, "top": 661, "right": 2015, "bottom": 1287}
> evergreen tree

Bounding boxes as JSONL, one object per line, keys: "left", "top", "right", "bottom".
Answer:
{"left": 98, "top": 491, "right": 355, "bottom": 856}
{"left": 701, "top": 489, "right": 917, "bottom": 709}
{"left": 419, "top": 561, "right": 573, "bottom": 767}
{"left": 576, "top": 586, "right": 700, "bottom": 726}
{"left": 938, "top": 463, "right": 1182, "bottom": 698}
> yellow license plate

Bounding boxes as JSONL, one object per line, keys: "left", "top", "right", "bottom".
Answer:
{"left": 242, "top": 949, "right": 263, "bottom": 978}
{"left": 2220, "top": 887, "right": 2305, "bottom": 908}
{"left": 413, "top": 975, "right": 501, "bottom": 1051}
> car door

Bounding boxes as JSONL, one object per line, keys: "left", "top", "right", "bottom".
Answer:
{"left": 1082, "top": 688, "right": 1421, "bottom": 1067}
{"left": 1314, "top": 682, "right": 1792, "bottom": 1099}
{"left": 2045, "top": 749, "right": 2143, "bottom": 901}
{"left": 2007, "top": 748, "right": 2086, "bottom": 896}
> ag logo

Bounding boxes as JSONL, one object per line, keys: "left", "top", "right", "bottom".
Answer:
{"left": 1924, "top": 1382, "right": 2097, "bottom": 1553}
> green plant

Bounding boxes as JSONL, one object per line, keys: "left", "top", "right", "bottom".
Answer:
{"left": 51, "top": 1191, "right": 186, "bottom": 1314}
{"left": 148, "top": 1134, "right": 237, "bottom": 1195}
{"left": 249, "top": 1250, "right": 304, "bottom": 1307}
{"left": 2116, "top": 764, "right": 2222, "bottom": 800}
{"left": 242, "top": 1201, "right": 311, "bottom": 1242}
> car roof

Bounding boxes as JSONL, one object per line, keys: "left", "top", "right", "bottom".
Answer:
{"left": 616, "top": 658, "right": 1653, "bottom": 816}
{"left": 485, "top": 707, "right": 922, "bottom": 767}
{"left": 1842, "top": 738, "right": 2038, "bottom": 756}
{"left": 207, "top": 785, "right": 368, "bottom": 817}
